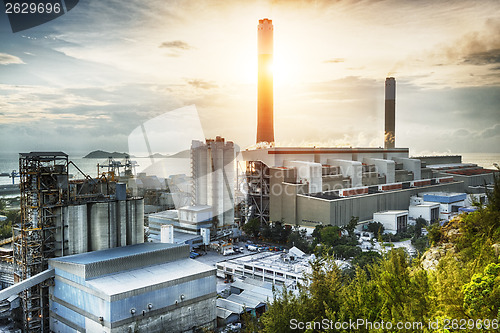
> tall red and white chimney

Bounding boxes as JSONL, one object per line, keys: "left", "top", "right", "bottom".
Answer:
{"left": 256, "top": 18, "right": 274, "bottom": 144}
{"left": 384, "top": 77, "right": 396, "bottom": 149}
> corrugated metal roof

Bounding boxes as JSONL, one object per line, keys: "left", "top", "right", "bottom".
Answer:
{"left": 52, "top": 243, "right": 182, "bottom": 265}
{"left": 85, "top": 258, "right": 215, "bottom": 297}
{"left": 217, "top": 298, "right": 246, "bottom": 314}
{"left": 49, "top": 243, "right": 190, "bottom": 279}
{"left": 216, "top": 307, "right": 233, "bottom": 320}
{"left": 227, "top": 293, "right": 265, "bottom": 309}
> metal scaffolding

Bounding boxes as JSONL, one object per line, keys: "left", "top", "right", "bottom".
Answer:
{"left": 245, "top": 161, "right": 270, "bottom": 224}
{"left": 13, "top": 152, "right": 69, "bottom": 332}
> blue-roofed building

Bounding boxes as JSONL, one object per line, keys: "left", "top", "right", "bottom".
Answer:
{"left": 49, "top": 243, "right": 216, "bottom": 332}
{"left": 417, "top": 192, "right": 468, "bottom": 221}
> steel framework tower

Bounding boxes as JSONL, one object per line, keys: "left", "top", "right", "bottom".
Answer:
{"left": 245, "top": 161, "right": 270, "bottom": 224}
{"left": 13, "top": 152, "right": 69, "bottom": 332}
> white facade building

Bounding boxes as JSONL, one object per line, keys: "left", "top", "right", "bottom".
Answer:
{"left": 373, "top": 210, "right": 408, "bottom": 234}
{"left": 408, "top": 203, "right": 440, "bottom": 223}
{"left": 191, "top": 137, "right": 235, "bottom": 228}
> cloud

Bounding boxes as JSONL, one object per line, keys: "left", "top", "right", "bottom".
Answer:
{"left": 323, "top": 58, "right": 345, "bottom": 63}
{"left": 464, "top": 48, "right": 500, "bottom": 66}
{"left": 479, "top": 124, "right": 500, "bottom": 139}
{"left": 0, "top": 53, "right": 24, "bottom": 65}
{"left": 453, "top": 128, "right": 471, "bottom": 137}
{"left": 186, "top": 79, "right": 217, "bottom": 90}
{"left": 444, "top": 18, "right": 500, "bottom": 65}
{"left": 159, "top": 40, "right": 192, "bottom": 50}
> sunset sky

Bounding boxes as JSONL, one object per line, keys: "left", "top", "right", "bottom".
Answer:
{"left": 0, "top": 0, "right": 499, "bottom": 156}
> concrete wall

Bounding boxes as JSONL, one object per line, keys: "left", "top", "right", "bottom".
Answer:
{"left": 395, "top": 170, "right": 414, "bottom": 182}
{"left": 365, "top": 158, "right": 395, "bottom": 183}
{"left": 322, "top": 175, "right": 346, "bottom": 191}
{"left": 284, "top": 161, "right": 322, "bottom": 193}
{"left": 440, "top": 172, "right": 496, "bottom": 187}
{"left": 415, "top": 156, "right": 462, "bottom": 165}
{"left": 393, "top": 157, "right": 422, "bottom": 180}
{"left": 328, "top": 159, "right": 363, "bottom": 188}
{"left": 294, "top": 181, "right": 465, "bottom": 227}
{"left": 362, "top": 172, "right": 379, "bottom": 186}
{"left": 270, "top": 183, "right": 307, "bottom": 224}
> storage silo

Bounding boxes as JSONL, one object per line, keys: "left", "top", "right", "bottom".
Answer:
{"left": 89, "top": 202, "right": 110, "bottom": 251}
{"left": 67, "top": 204, "right": 88, "bottom": 254}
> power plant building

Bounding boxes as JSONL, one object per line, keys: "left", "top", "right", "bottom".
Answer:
{"left": 11, "top": 152, "right": 145, "bottom": 331}
{"left": 243, "top": 46, "right": 497, "bottom": 228}
{"left": 49, "top": 243, "right": 216, "bottom": 332}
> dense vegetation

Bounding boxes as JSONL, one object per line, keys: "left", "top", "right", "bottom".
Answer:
{"left": 245, "top": 174, "right": 500, "bottom": 332}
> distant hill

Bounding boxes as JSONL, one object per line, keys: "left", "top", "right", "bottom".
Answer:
{"left": 147, "top": 150, "right": 190, "bottom": 158}
{"left": 83, "top": 150, "right": 190, "bottom": 159}
{"left": 83, "top": 150, "right": 132, "bottom": 159}
{"left": 165, "top": 150, "right": 190, "bottom": 159}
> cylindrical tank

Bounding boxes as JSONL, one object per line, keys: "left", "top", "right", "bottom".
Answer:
{"left": 108, "top": 202, "right": 117, "bottom": 248}
{"left": 68, "top": 204, "right": 88, "bottom": 255}
{"left": 126, "top": 199, "right": 135, "bottom": 245}
{"left": 89, "top": 202, "right": 110, "bottom": 251}
{"left": 135, "top": 198, "right": 145, "bottom": 244}
{"left": 117, "top": 200, "right": 127, "bottom": 246}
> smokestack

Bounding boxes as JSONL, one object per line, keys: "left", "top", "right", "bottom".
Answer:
{"left": 256, "top": 18, "right": 274, "bottom": 144}
{"left": 384, "top": 77, "right": 396, "bottom": 149}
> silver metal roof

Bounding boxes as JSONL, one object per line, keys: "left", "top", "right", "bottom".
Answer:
{"left": 49, "top": 243, "right": 189, "bottom": 279}
{"left": 85, "top": 258, "right": 215, "bottom": 298}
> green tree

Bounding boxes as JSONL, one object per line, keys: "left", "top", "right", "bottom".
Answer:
{"left": 260, "top": 286, "right": 304, "bottom": 333}
{"left": 320, "top": 225, "right": 342, "bottom": 248}
{"left": 350, "top": 251, "right": 382, "bottom": 270}
{"left": 242, "top": 218, "right": 261, "bottom": 238}
{"left": 414, "top": 217, "right": 427, "bottom": 238}
{"left": 426, "top": 222, "right": 442, "bottom": 246}
{"left": 343, "top": 216, "right": 359, "bottom": 239}
{"left": 462, "top": 262, "right": 500, "bottom": 319}
{"left": 311, "top": 224, "right": 324, "bottom": 241}
{"left": 287, "top": 226, "right": 309, "bottom": 253}
{"left": 411, "top": 235, "right": 429, "bottom": 254}
{"left": 367, "top": 222, "right": 384, "bottom": 235}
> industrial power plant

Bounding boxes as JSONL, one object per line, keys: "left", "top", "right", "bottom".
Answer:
{"left": 0, "top": 17, "right": 496, "bottom": 333}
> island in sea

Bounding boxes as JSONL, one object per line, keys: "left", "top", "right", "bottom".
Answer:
{"left": 83, "top": 150, "right": 132, "bottom": 159}
{"left": 83, "top": 150, "right": 190, "bottom": 159}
